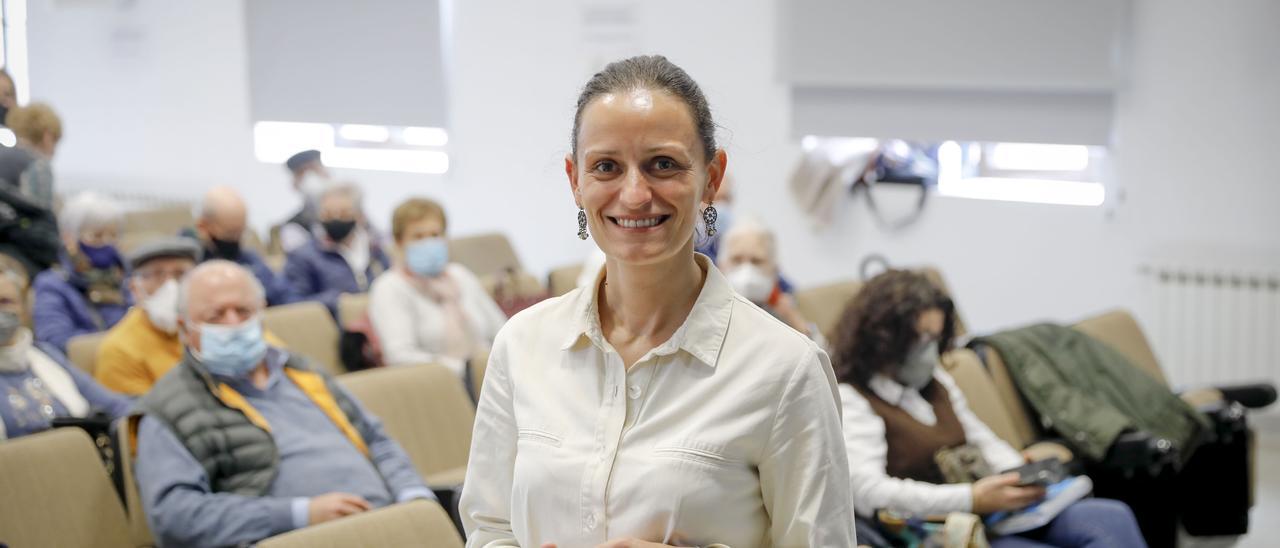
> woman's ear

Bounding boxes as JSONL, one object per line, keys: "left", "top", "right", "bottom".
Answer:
{"left": 565, "top": 154, "right": 582, "bottom": 208}
{"left": 703, "top": 149, "right": 728, "bottom": 204}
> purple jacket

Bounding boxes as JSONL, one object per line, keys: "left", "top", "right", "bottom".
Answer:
{"left": 32, "top": 254, "right": 131, "bottom": 352}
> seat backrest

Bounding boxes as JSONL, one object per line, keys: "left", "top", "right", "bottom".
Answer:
{"left": 122, "top": 205, "right": 193, "bottom": 236}
{"left": 1072, "top": 308, "right": 1167, "bottom": 386}
{"left": 973, "top": 345, "right": 1042, "bottom": 448}
{"left": 447, "top": 233, "right": 521, "bottom": 279}
{"left": 794, "top": 279, "right": 863, "bottom": 342}
{"left": 943, "top": 349, "right": 1029, "bottom": 449}
{"left": 67, "top": 331, "right": 109, "bottom": 375}
{"left": 0, "top": 428, "right": 132, "bottom": 547}
{"left": 337, "top": 292, "right": 371, "bottom": 330}
{"left": 118, "top": 231, "right": 172, "bottom": 256}
{"left": 337, "top": 364, "right": 475, "bottom": 486}
{"left": 262, "top": 301, "right": 344, "bottom": 376}
{"left": 257, "top": 499, "right": 462, "bottom": 548}
{"left": 547, "top": 263, "right": 584, "bottom": 297}
{"left": 116, "top": 417, "right": 155, "bottom": 548}
{"left": 480, "top": 270, "right": 545, "bottom": 303}
{"left": 242, "top": 228, "right": 267, "bottom": 256}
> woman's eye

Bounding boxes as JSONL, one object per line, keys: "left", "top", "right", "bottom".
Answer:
{"left": 654, "top": 158, "right": 677, "bottom": 170}
{"left": 594, "top": 161, "right": 617, "bottom": 173}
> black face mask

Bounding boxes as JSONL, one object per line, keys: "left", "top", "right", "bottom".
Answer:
{"left": 208, "top": 237, "right": 242, "bottom": 260}
{"left": 322, "top": 219, "right": 357, "bottom": 242}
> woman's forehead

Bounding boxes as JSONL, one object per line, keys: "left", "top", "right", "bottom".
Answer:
{"left": 579, "top": 89, "right": 698, "bottom": 152}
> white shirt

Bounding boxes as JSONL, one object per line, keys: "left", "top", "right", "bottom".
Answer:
{"left": 839, "top": 370, "right": 1025, "bottom": 518}
{"left": 368, "top": 265, "right": 507, "bottom": 376}
{"left": 460, "top": 254, "right": 856, "bottom": 548}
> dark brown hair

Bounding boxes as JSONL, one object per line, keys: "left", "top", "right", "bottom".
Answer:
{"left": 830, "top": 269, "right": 956, "bottom": 389}
{"left": 570, "top": 55, "right": 717, "bottom": 162}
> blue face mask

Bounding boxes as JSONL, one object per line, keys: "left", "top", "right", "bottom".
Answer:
{"left": 78, "top": 242, "right": 120, "bottom": 270}
{"left": 191, "top": 316, "right": 269, "bottom": 378}
{"left": 405, "top": 237, "right": 449, "bottom": 277}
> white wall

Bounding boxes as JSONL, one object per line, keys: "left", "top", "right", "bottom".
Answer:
{"left": 24, "top": 0, "right": 1279, "bottom": 342}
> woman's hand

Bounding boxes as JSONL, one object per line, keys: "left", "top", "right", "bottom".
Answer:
{"left": 971, "top": 472, "right": 1046, "bottom": 514}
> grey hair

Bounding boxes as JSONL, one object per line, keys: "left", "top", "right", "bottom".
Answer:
{"left": 721, "top": 215, "right": 777, "bottom": 262}
{"left": 59, "top": 191, "right": 124, "bottom": 238}
{"left": 317, "top": 181, "right": 364, "bottom": 212}
{"left": 176, "top": 259, "right": 267, "bottom": 321}
{"left": 571, "top": 55, "right": 717, "bottom": 162}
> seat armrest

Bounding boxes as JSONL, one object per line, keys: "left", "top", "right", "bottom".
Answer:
{"left": 1177, "top": 382, "right": 1276, "bottom": 409}
{"left": 1023, "top": 441, "right": 1074, "bottom": 464}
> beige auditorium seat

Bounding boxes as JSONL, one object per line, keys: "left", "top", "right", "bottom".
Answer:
{"left": 1072, "top": 309, "right": 1166, "bottom": 385}
{"left": 117, "top": 417, "right": 156, "bottom": 548}
{"left": 448, "top": 233, "right": 522, "bottom": 279}
{"left": 337, "top": 364, "right": 475, "bottom": 488}
{"left": 794, "top": 279, "right": 863, "bottom": 342}
{"left": 257, "top": 499, "right": 463, "bottom": 548}
{"left": 548, "top": 263, "right": 584, "bottom": 297}
{"left": 118, "top": 231, "right": 172, "bottom": 255}
{"left": 122, "top": 204, "right": 193, "bottom": 236}
{"left": 0, "top": 428, "right": 133, "bottom": 548}
{"left": 337, "top": 292, "right": 371, "bottom": 330}
{"left": 262, "top": 301, "right": 344, "bottom": 376}
{"left": 67, "top": 331, "right": 109, "bottom": 375}
{"left": 481, "top": 270, "right": 545, "bottom": 306}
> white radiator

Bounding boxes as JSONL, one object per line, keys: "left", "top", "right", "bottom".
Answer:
{"left": 1139, "top": 264, "right": 1280, "bottom": 395}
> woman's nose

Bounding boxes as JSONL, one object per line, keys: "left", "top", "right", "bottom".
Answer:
{"left": 619, "top": 168, "right": 653, "bottom": 207}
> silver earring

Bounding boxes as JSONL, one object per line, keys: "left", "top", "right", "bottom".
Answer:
{"left": 577, "top": 207, "right": 589, "bottom": 240}
{"left": 703, "top": 204, "right": 718, "bottom": 237}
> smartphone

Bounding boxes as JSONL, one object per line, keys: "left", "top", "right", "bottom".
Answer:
{"left": 1004, "top": 457, "right": 1066, "bottom": 487}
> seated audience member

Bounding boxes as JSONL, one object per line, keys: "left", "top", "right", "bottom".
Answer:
{"left": 277, "top": 149, "right": 332, "bottom": 253}
{"left": 133, "top": 261, "right": 433, "bottom": 548}
{"left": 0, "top": 101, "right": 61, "bottom": 209}
{"left": 716, "top": 217, "right": 822, "bottom": 343}
{"left": 369, "top": 198, "right": 506, "bottom": 376}
{"left": 32, "top": 192, "right": 130, "bottom": 352}
{"left": 93, "top": 238, "right": 198, "bottom": 395}
{"left": 283, "top": 183, "right": 389, "bottom": 317}
{"left": 0, "top": 268, "right": 129, "bottom": 440}
{"left": 190, "top": 185, "right": 296, "bottom": 306}
{"left": 831, "top": 270, "right": 1147, "bottom": 548}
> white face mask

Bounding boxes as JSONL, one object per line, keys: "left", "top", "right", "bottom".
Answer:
{"left": 726, "top": 264, "right": 775, "bottom": 304}
{"left": 299, "top": 172, "right": 334, "bottom": 204}
{"left": 142, "top": 279, "right": 180, "bottom": 334}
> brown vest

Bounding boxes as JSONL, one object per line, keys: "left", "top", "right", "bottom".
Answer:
{"left": 857, "top": 380, "right": 967, "bottom": 484}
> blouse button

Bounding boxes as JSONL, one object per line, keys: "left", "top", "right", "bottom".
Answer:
{"left": 586, "top": 514, "right": 597, "bottom": 530}
{"left": 627, "top": 385, "right": 642, "bottom": 400}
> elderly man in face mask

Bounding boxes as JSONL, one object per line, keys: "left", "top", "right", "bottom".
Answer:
{"left": 132, "top": 261, "right": 433, "bottom": 548}
{"left": 716, "top": 217, "right": 824, "bottom": 345}
{"left": 93, "top": 238, "right": 200, "bottom": 396}
{"left": 192, "top": 185, "right": 297, "bottom": 306}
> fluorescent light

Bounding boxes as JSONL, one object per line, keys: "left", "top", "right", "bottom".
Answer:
{"left": 939, "top": 177, "right": 1105, "bottom": 207}
{"left": 339, "top": 124, "right": 390, "bottom": 143}
{"left": 401, "top": 126, "right": 449, "bottom": 147}
{"left": 988, "top": 143, "right": 1090, "bottom": 172}
{"left": 0, "top": 128, "right": 14, "bottom": 147}
{"left": 252, "top": 121, "right": 335, "bottom": 163}
{"left": 325, "top": 148, "right": 449, "bottom": 174}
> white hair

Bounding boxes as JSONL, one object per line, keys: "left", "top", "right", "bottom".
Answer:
{"left": 176, "top": 260, "right": 267, "bottom": 321}
{"left": 59, "top": 191, "right": 124, "bottom": 238}
{"left": 721, "top": 215, "right": 777, "bottom": 261}
{"left": 318, "top": 181, "right": 364, "bottom": 211}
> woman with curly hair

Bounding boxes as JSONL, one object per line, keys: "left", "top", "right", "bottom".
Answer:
{"left": 832, "top": 269, "right": 1146, "bottom": 547}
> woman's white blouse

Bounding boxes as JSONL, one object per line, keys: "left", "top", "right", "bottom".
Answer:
{"left": 460, "top": 255, "right": 856, "bottom": 548}
{"left": 839, "top": 370, "right": 1026, "bottom": 518}
{"left": 368, "top": 264, "right": 507, "bottom": 375}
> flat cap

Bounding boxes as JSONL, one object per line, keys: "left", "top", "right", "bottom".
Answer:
{"left": 126, "top": 237, "right": 201, "bottom": 271}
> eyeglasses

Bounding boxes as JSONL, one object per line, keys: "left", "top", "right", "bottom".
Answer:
{"left": 134, "top": 268, "right": 190, "bottom": 282}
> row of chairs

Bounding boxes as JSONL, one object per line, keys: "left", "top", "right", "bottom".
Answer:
{"left": 0, "top": 361, "right": 475, "bottom": 547}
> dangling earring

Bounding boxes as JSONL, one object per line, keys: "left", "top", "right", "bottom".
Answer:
{"left": 702, "top": 203, "right": 719, "bottom": 237}
{"left": 577, "top": 207, "right": 589, "bottom": 240}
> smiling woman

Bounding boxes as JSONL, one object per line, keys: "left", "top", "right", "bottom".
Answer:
{"left": 459, "top": 55, "right": 857, "bottom": 548}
